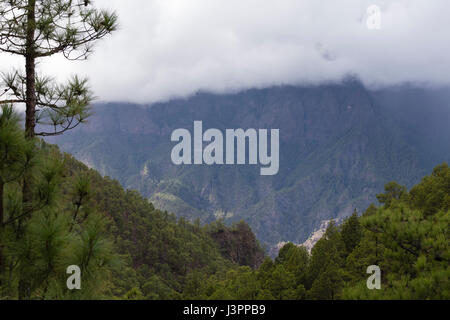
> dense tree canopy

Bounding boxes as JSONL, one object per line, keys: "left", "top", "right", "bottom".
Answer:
{"left": 0, "top": 105, "right": 447, "bottom": 299}
{"left": 180, "top": 165, "right": 449, "bottom": 300}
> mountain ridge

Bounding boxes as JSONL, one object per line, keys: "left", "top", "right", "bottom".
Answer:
{"left": 46, "top": 81, "right": 450, "bottom": 248}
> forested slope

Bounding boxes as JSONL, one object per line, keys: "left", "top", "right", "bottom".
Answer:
{"left": 47, "top": 82, "right": 450, "bottom": 248}
{"left": 0, "top": 106, "right": 264, "bottom": 299}
{"left": 184, "top": 164, "right": 449, "bottom": 300}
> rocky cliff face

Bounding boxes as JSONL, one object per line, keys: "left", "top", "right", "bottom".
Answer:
{"left": 46, "top": 81, "right": 450, "bottom": 249}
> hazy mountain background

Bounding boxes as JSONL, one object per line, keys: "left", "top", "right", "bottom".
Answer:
{"left": 45, "top": 79, "right": 450, "bottom": 249}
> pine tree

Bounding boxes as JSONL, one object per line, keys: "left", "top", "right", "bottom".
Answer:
{"left": 0, "top": 0, "right": 118, "bottom": 138}
{"left": 0, "top": 1, "right": 118, "bottom": 299}
{"left": 0, "top": 107, "right": 121, "bottom": 299}
{"left": 344, "top": 164, "right": 449, "bottom": 299}
{"left": 308, "top": 260, "right": 343, "bottom": 300}
{"left": 276, "top": 243, "right": 309, "bottom": 287}
{"left": 306, "top": 221, "right": 345, "bottom": 298}
{"left": 264, "top": 264, "right": 296, "bottom": 300}
{"left": 376, "top": 181, "right": 407, "bottom": 208}
{"left": 0, "top": 105, "right": 30, "bottom": 295}
{"left": 341, "top": 209, "right": 363, "bottom": 255}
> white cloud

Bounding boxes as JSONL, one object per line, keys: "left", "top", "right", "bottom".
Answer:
{"left": 1, "top": 0, "right": 450, "bottom": 104}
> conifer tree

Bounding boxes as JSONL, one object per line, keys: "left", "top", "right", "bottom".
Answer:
{"left": 0, "top": 2, "right": 118, "bottom": 299}
{"left": 0, "top": 106, "right": 120, "bottom": 299}
{"left": 341, "top": 209, "right": 363, "bottom": 255}
{"left": 307, "top": 221, "right": 345, "bottom": 298}
{"left": 0, "top": 0, "right": 118, "bottom": 138}
{"left": 0, "top": 105, "right": 34, "bottom": 295}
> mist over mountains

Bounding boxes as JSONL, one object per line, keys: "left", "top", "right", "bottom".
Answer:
{"left": 46, "top": 79, "right": 450, "bottom": 249}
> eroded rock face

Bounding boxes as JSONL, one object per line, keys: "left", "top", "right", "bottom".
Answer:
{"left": 270, "top": 219, "right": 337, "bottom": 257}
{"left": 46, "top": 82, "right": 450, "bottom": 248}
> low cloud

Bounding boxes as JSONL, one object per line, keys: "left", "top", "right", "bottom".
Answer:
{"left": 1, "top": 0, "right": 450, "bottom": 104}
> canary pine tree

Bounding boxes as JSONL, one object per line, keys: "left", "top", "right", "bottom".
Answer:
{"left": 0, "top": 105, "right": 34, "bottom": 295}
{"left": 341, "top": 210, "right": 363, "bottom": 256}
{"left": 0, "top": 0, "right": 118, "bottom": 138}
{"left": 0, "top": 106, "right": 120, "bottom": 299}
{"left": 0, "top": 2, "right": 118, "bottom": 299}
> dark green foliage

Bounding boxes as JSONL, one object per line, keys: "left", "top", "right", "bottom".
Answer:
{"left": 47, "top": 82, "right": 450, "bottom": 249}
{"left": 1, "top": 104, "right": 448, "bottom": 299}
{"left": 61, "top": 153, "right": 237, "bottom": 299}
{"left": 206, "top": 220, "right": 265, "bottom": 269}
{"left": 0, "top": 107, "right": 263, "bottom": 300}
{"left": 306, "top": 222, "right": 345, "bottom": 299}
{"left": 409, "top": 163, "right": 450, "bottom": 216}
{"left": 376, "top": 181, "right": 407, "bottom": 207}
{"left": 183, "top": 164, "right": 449, "bottom": 300}
{"left": 345, "top": 164, "right": 449, "bottom": 299}
{"left": 308, "top": 261, "right": 343, "bottom": 300}
{"left": 341, "top": 210, "right": 363, "bottom": 255}
{"left": 0, "top": 106, "right": 121, "bottom": 299}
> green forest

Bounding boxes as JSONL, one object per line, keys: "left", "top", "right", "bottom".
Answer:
{"left": 0, "top": 105, "right": 448, "bottom": 300}
{"left": 0, "top": 0, "right": 448, "bottom": 301}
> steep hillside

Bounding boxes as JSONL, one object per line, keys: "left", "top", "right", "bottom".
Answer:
{"left": 0, "top": 106, "right": 261, "bottom": 299}
{"left": 46, "top": 80, "right": 450, "bottom": 248}
{"left": 61, "top": 149, "right": 265, "bottom": 298}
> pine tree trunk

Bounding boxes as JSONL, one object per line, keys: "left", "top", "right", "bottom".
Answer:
{"left": 25, "top": 0, "right": 37, "bottom": 140}
{"left": 22, "top": 0, "right": 36, "bottom": 209}
{"left": 18, "top": 0, "right": 37, "bottom": 300}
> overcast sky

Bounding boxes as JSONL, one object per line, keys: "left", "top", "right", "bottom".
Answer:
{"left": 1, "top": 0, "right": 450, "bottom": 104}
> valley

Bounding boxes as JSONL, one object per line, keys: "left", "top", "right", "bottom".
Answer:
{"left": 46, "top": 80, "right": 450, "bottom": 250}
